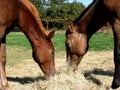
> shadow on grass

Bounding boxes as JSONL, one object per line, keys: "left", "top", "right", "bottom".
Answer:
{"left": 83, "top": 68, "right": 114, "bottom": 85}
{"left": 7, "top": 75, "right": 46, "bottom": 84}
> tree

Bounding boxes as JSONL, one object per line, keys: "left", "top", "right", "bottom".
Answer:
{"left": 30, "top": 0, "right": 85, "bottom": 29}
{"left": 45, "top": 1, "right": 85, "bottom": 19}
{"left": 48, "top": 0, "right": 68, "bottom": 6}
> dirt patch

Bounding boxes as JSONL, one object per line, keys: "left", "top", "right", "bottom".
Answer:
{"left": 3, "top": 51, "right": 120, "bottom": 90}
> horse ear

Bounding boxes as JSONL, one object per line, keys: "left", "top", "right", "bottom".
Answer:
{"left": 68, "top": 19, "right": 74, "bottom": 32}
{"left": 47, "top": 30, "right": 55, "bottom": 40}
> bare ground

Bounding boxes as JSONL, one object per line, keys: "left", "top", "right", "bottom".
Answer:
{"left": 2, "top": 51, "right": 120, "bottom": 90}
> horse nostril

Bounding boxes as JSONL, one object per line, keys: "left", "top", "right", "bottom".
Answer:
{"left": 66, "top": 42, "right": 72, "bottom": 48}
{"left": 66, "top": 42, "right": 70, "bottom": 47}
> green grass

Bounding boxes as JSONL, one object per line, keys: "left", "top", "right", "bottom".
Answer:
{"left": 7, "top": 32, "right": 31, "bottom": 50}
{"left": 53, "top": 33, "right": 66, "bottom": 52}
{"left": 54, "top": 32, "right": 114, "bottom": 51}
{"left": 89, "top": 33, "right": 114, "bottom": 51}
{"left": 6, "top": 31, "right": 114, "bottom": 65}
{"left": 6, "top": 31, "right": 114, "bottom": 52}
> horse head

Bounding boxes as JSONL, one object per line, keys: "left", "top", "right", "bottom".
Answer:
{"left": 65, "top": 20, "right": 88, "bottom": 71}
{"left": 32, "top": 31, "right": 56, "bottom": 77}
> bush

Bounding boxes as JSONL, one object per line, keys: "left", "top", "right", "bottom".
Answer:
{"left": 31, "top": 1, "right": 85, "bottom": 29}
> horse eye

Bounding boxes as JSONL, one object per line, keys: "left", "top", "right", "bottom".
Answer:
{"left": 66, "top": 30, "right": 72, "bottom": 36}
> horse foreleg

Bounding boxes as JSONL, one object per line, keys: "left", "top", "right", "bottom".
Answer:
{"left": 111, "top": 19, "right": 120, "bottom": 89}
{"left": 0, "top": 37, "right": 10, "bottom": 90}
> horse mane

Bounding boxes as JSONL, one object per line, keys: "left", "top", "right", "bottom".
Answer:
{"left": 19, "top": 0, "right": 47, "bottom": 36}
{"left": 73, "top": 0, "right": 99, "bottom": 24}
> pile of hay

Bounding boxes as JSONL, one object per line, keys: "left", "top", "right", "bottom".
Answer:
{"left": 4, "top": 51, "right": 119, "bottom": 90}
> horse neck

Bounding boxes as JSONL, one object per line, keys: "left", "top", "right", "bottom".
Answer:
{"left": 18, "top": 0, "right": 47, "bottom": 47}
{"left": 74, "top": 0, "right": 110, "bottom": 40}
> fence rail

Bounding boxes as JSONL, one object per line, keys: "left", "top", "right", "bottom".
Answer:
{"left": 11, "top": 19, "right": 111, "bottom": 33}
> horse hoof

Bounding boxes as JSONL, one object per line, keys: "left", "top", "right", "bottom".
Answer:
{"left": 112, "top": 81, "right": 120, "bottom": 89}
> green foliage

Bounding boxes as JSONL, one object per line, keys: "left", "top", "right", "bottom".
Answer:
{"left": 44, "top": 2, "right": 85, "bottom": 19}
{"left": 30, "top": 0, "right": 85, "bottom": 29}
{"left": 45, "top": 2, "right": 85, "bottom": 29}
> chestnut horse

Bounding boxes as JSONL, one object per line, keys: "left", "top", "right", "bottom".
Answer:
{"left": 0, "top": 0, "right": 55, "bottom": 89}
{"left": 66, "top": 0, "right": 120, "bottom": 89}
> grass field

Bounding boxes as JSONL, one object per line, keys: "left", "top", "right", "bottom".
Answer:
{"left": 6, "top": 31, "right": 114, "bottom": 64}
{"left": 7, "top": 31, "right": 114, "bottom": 50}
{"left": 3, "top": 31, "right": 118, "bottom": 90}
{"left": 7, "top": 31, "right": 114, "bottom": 51}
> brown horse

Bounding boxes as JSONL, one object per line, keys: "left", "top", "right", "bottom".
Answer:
{"left": 66, "top": 0, "right": 120, "bottom": 89}
{"left": 0, "top": 0, "right": 55, "bottom": 89}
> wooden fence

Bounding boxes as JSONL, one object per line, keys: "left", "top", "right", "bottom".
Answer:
{"left": 42, "top": 19, "right": 69, "bottom": 30}
{"left": 11, "top": 19, "right": 111, "bottom": 33}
